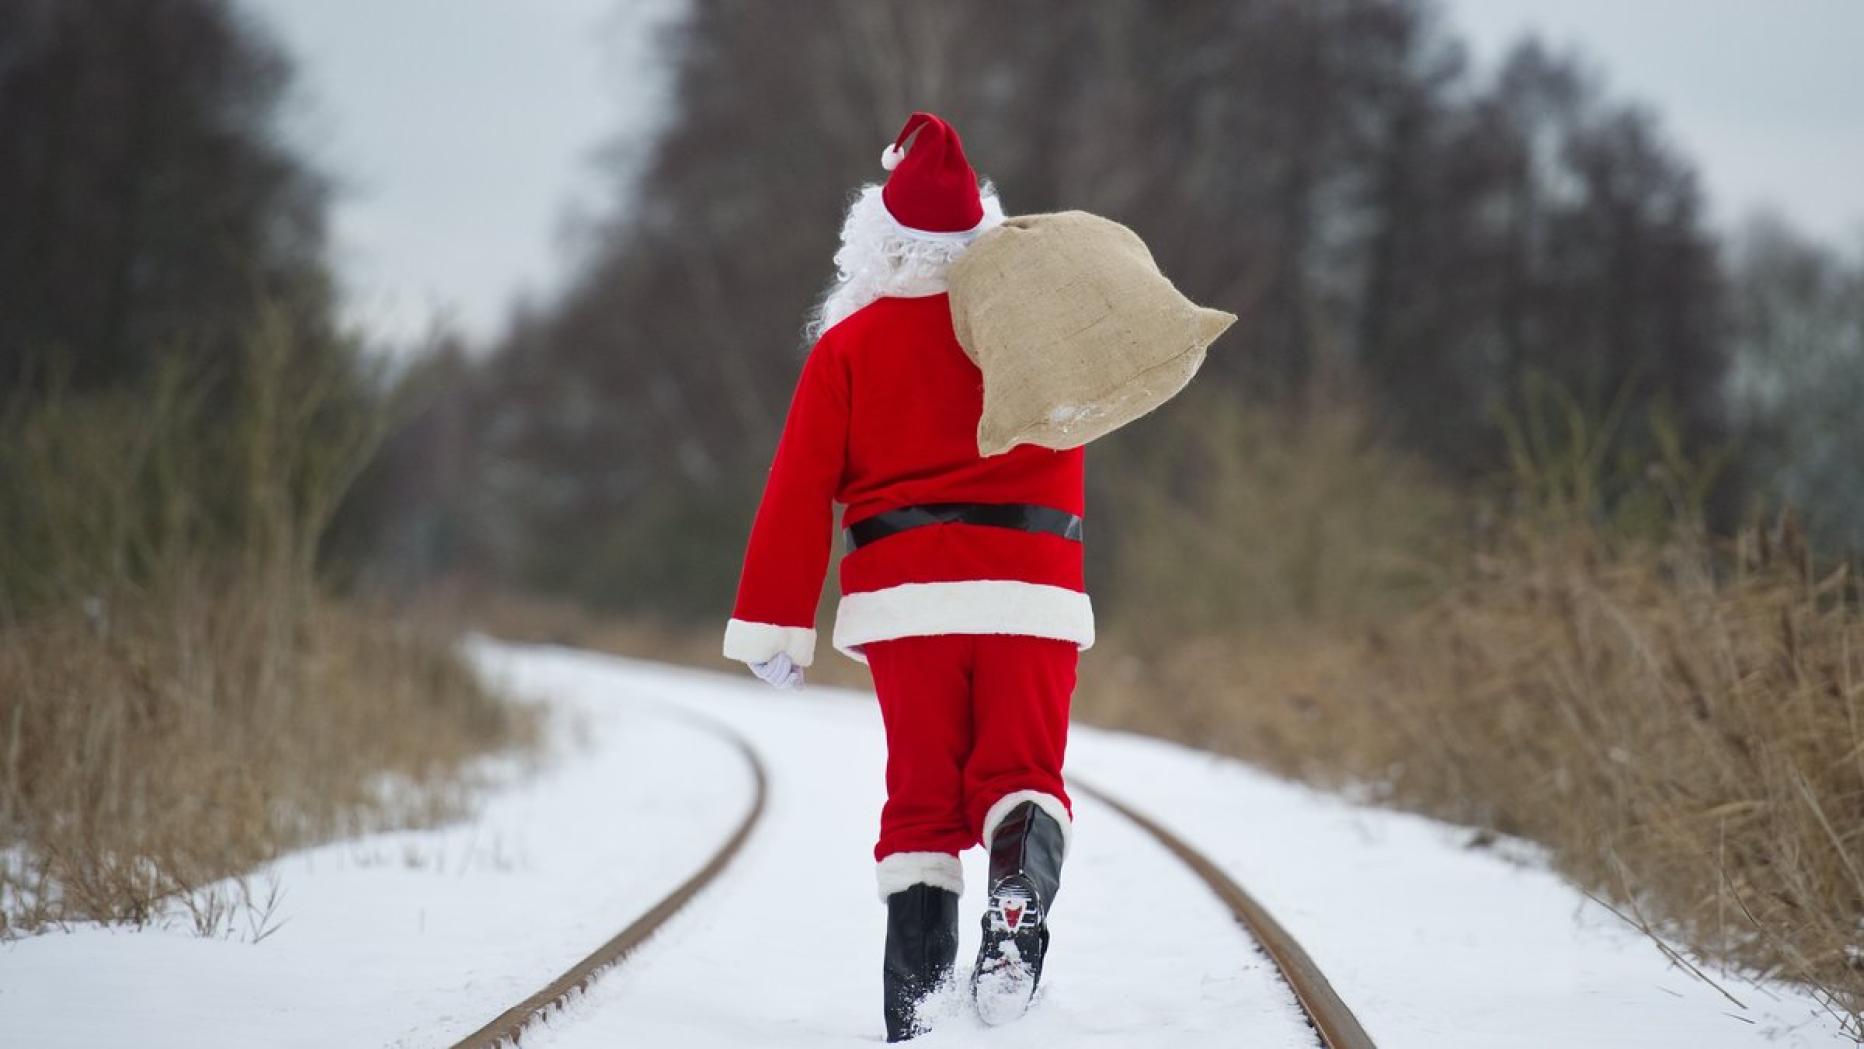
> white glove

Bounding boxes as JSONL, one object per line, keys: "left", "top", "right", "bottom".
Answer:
{"left": 748, "top": 652, "right": 804, "bottom": 690}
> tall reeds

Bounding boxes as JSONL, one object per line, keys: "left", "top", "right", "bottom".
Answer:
{"left": 0, "top": 317, "right": 534, "bottom": 934}
{"left": 1078, "top": 388, "right": 1864, "bottom": 1032}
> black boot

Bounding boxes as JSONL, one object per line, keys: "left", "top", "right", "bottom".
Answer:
{"left": 971, "top": 800, "right": 1066, "bottom": 1025}
{"left": 883, "top": 883, "right": 960, "bottom": 1042}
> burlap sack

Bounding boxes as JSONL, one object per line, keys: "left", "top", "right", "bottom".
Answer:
{"left": 948, "top": 211, "right": 1235, "bottom": 457}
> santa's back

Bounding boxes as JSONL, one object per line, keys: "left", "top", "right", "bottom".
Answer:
{"left": 826, "top": 293, "right": 1083, "bottom": 529}
{"left": 725, "top": 110, "right": 1092, "bottom": 671}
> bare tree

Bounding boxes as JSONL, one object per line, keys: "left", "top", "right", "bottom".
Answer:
{"left": 1727, "top": 216, "right": 1864, "bottom": 552}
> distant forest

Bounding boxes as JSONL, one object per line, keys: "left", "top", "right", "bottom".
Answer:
{"left": 433, "top": 0, "right": 1860, "bottom": 614}
{"left": 5, "top": 0, "right": 1859, "bottom": 617}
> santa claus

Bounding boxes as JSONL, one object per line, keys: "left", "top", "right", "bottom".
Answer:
{"left": 722, "top": 112, "right": 1084, "bottom": 1040}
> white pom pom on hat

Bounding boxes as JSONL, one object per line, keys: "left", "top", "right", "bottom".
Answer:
{"left": 881, "top": 143, "right": 905, "bottom": 171}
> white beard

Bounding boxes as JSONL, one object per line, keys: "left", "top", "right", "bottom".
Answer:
{"left": 807, "top": 183, "right": 1005, "bottom": 341}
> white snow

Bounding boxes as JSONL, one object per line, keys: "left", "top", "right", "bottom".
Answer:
{"left": 0, "top": 653, "right": 751, "bottom": 1048}
{"left": 509, "top": 648, "right": 1312, "bottom": 1049}
{"left": 1065, "top": 729, "right": 1854, "bottom": 1048}
{"left": 1, "top": 639, "right": 1853, "bottom": 1047}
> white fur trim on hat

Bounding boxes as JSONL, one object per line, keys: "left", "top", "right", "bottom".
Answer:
{"left": 881, "top": 143, "right": 905, "bottom": 170}
{"left": 881, "top": 203, "right": 1001, "bottom": 241}
{"left": 981, "top": 790, "right": 1074, "bottom": 859}
{"left": 722, "top": 618, "right": 817, "bottom": 668}
{"left": 831, "top": 580, "right": 1094, "bottom": 664}
{"left": 876, "top": 851, "right": 964, "bottom": 901}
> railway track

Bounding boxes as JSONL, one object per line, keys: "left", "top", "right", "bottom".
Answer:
{"left": 449, "top": 723, "right": 1373, "bottom": 1049}
{"left": 447, "top": 715, "right": 769, "bottom": 1049}
{"left": 1072, "top": 778, "right": 1377, "bottom": 1049}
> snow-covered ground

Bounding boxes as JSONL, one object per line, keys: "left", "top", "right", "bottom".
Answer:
{"left": 0, "top": 646, "right": 752, "bottom": 1048}
{"left": 0, "top": 640, "right": 1852, "bottom": 1047}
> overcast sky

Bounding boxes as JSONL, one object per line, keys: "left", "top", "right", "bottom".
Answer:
{"left": 246, "top": 0, "right": 1864, "bottom": 349}
{"left": 1439, "top": 0, "right": 1864, "bottom": 238}
{"left": 244, "top": 0, "right": 683, "bottom": 347}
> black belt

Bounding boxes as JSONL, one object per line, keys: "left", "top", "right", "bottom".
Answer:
{"left": 844, "top": 502, "right": 1083, "bottom": 551}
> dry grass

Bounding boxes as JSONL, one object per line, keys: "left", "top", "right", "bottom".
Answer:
{"left": 1079, "top": 391, "right": 1864, "bottom": 1032}
{"left": 0, "top": 585, "right": 534, "bottom": 935}
{"left": 1082, "top": 524, "right": 1864, "bottom": 1032}
{"left": 1095, "top": 388, "right": 1461, "bottom": 638}
{"left": 1077, "top": 386, "right": 1864, "bottom": 1033}
{"left": 0, "top": 318, "right": 538, "bottom": 936}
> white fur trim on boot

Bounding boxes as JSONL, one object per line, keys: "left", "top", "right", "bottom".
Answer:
{"left": 981, "top": 790, "right": 1073, "bottom": 860}
{"left": 876, "top": 851, "right": 964, "bottom": 901}
{"left": 722, "top": 618, "right": 817, "bottom": 668}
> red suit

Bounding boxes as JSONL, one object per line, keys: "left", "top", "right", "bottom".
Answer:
{"left": 723, "top": 291, "right": 1089, "bottom": 897}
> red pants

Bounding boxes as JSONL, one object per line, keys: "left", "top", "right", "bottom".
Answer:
{"left": 865, "top": 633, "right": 1075, "bottom": 864}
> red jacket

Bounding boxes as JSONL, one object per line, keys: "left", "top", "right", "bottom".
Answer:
{"left": 723, "top": 293, "right": 1094, "bottom": 666}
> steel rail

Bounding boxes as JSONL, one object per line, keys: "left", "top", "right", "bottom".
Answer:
{"left": 1072, "top": 778, "right": 1378, "bottom": 1049}
{"left": 448, "top": 718, "right": 768, "bottom": 1049}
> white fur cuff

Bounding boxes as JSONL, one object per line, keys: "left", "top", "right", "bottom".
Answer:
{"left": 876, "top": 851, "right": 964, "bottom": 901}
{"left": 981, "top": 790, "right": 1073, "bottom": 860}
{"left": 722, "top": 618, "right": 817, "bottom": 668}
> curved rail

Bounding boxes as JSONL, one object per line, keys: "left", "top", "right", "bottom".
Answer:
{"left": 449, "top": 717, "right": 769, "bottom": 1049}
{"left": 1072, "top": 778, "right": 1378, "bottom": 1049}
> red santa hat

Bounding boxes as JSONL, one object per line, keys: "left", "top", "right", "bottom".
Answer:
{"left": 879, "top": 111, "right": 986, "bottom": 235}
